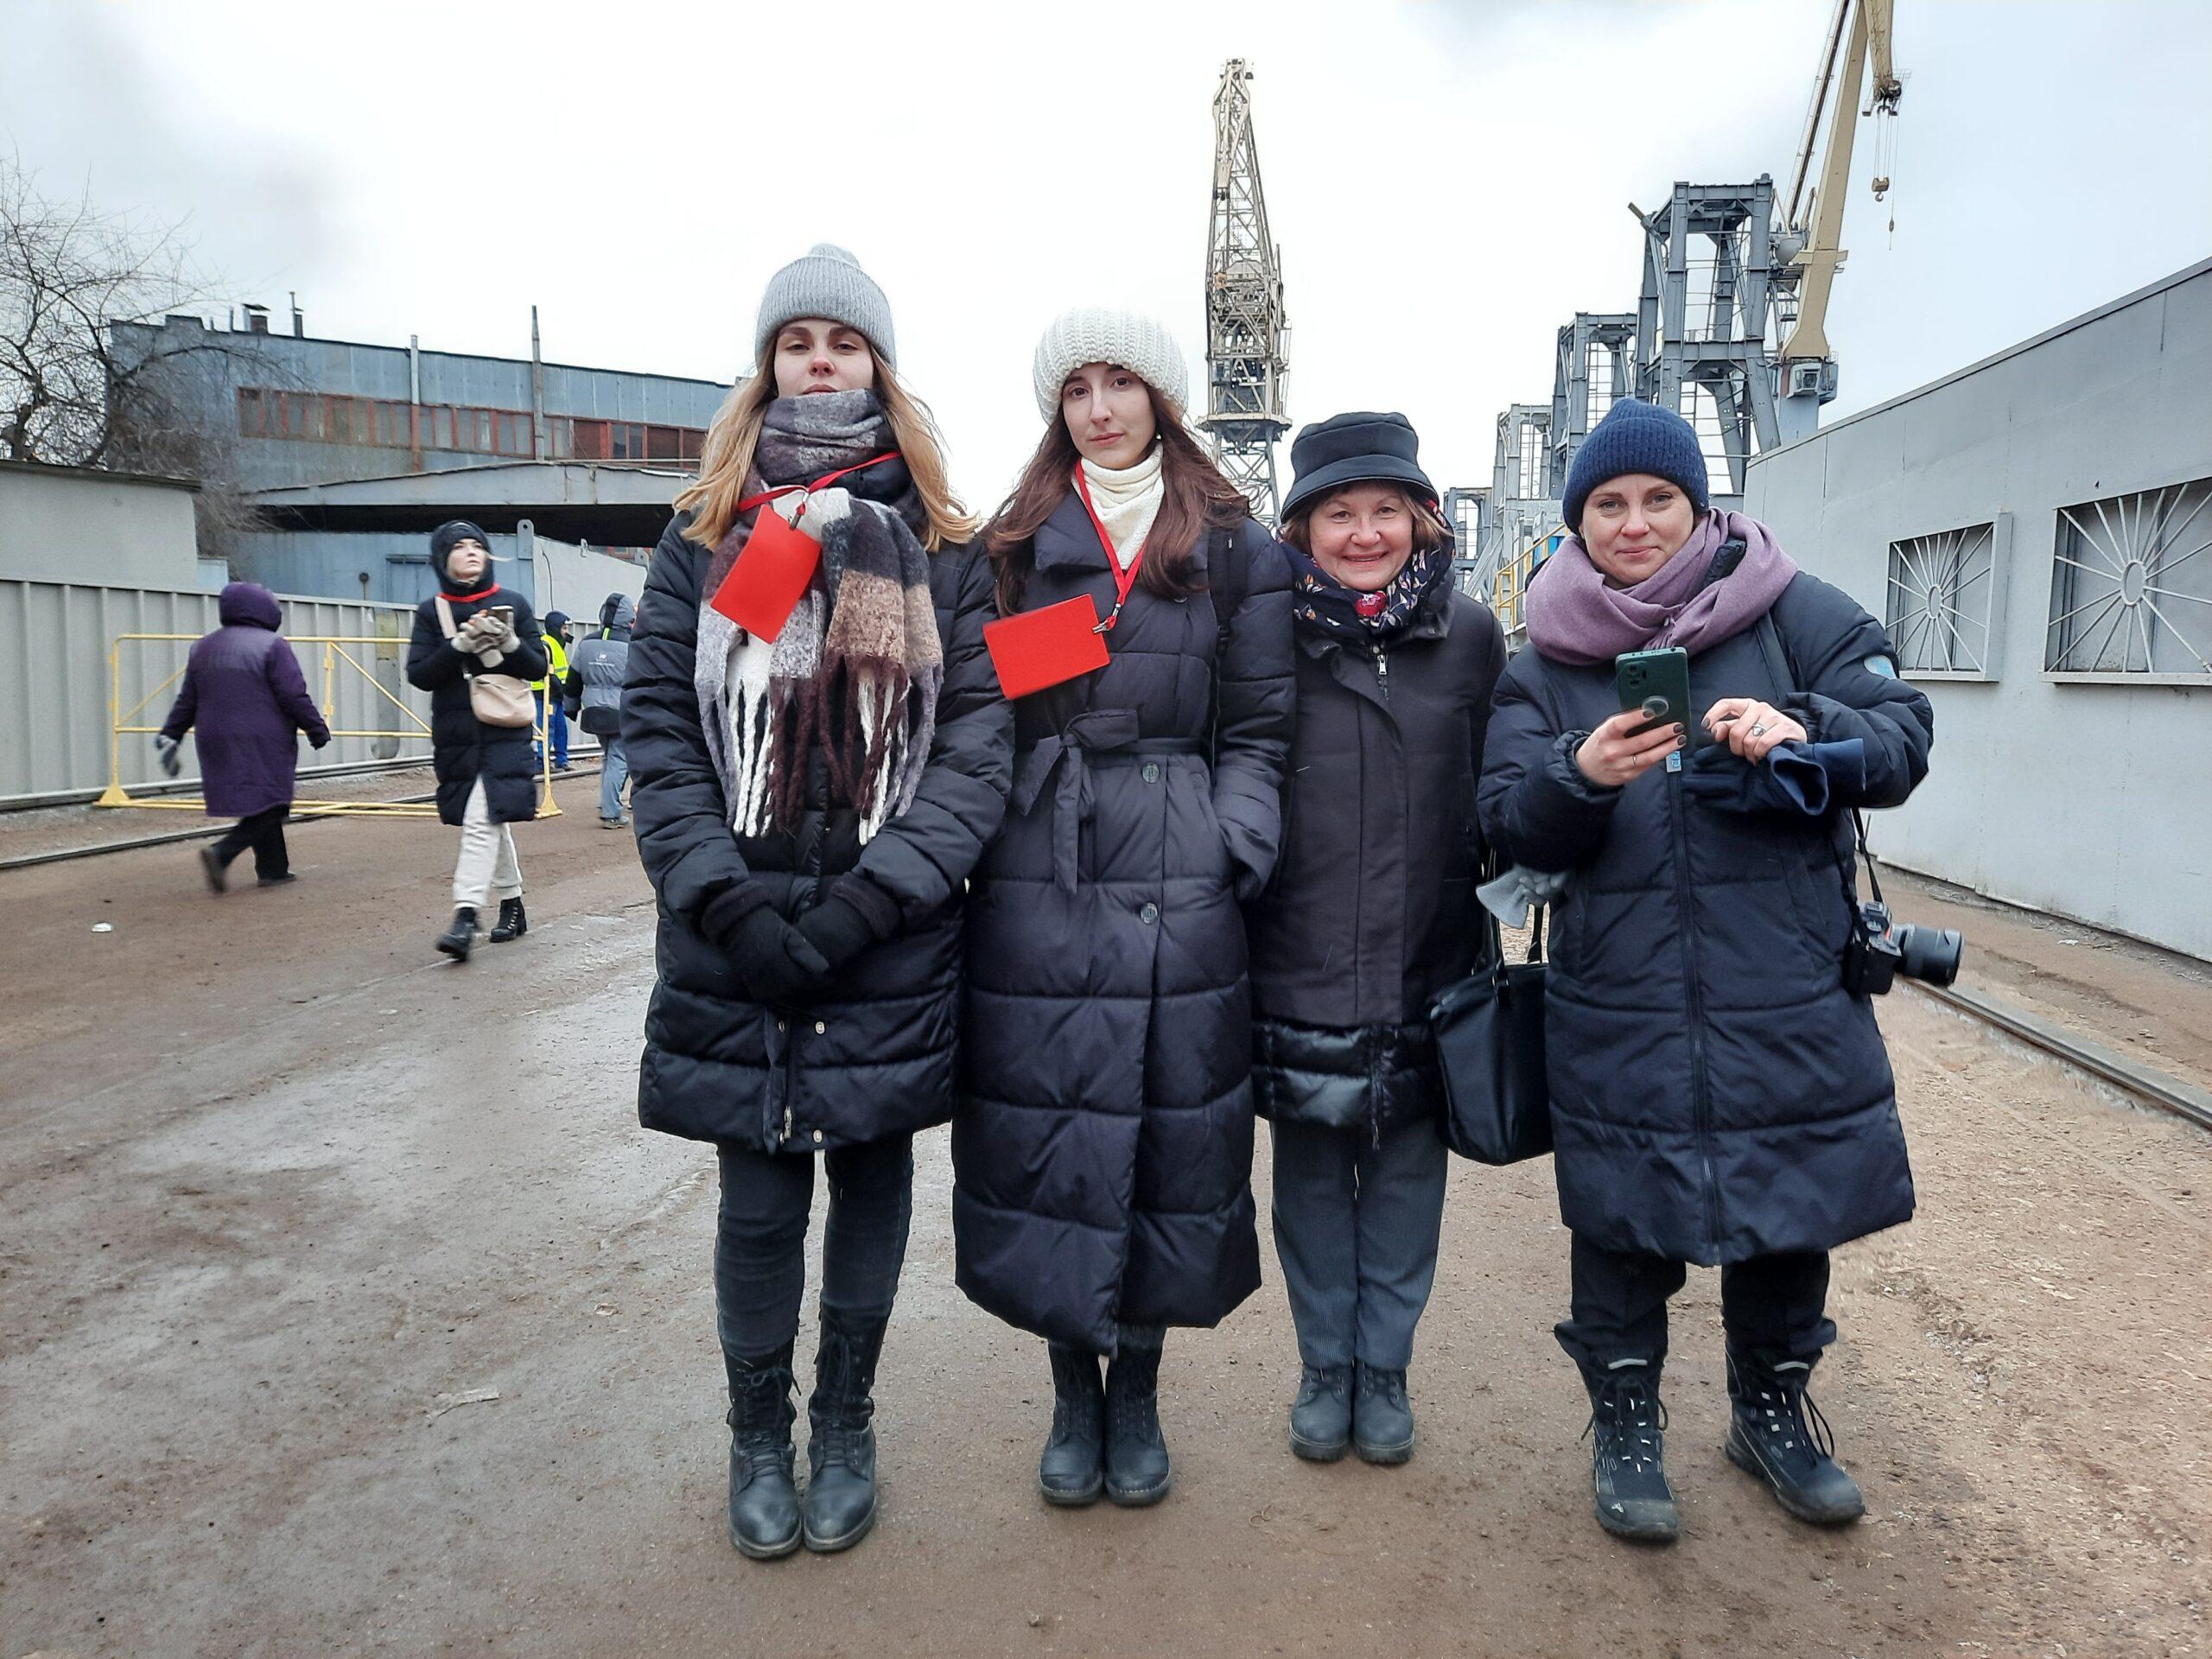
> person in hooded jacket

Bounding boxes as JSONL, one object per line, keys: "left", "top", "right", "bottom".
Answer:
{"left": 1245, "top": 413, "right": 1505, "bottom": 1467}
{"left": 534, "top": 611, "right": 573, "bottom": 772}
{"left": 156, "top": 580, "right": 333, "bottom": 891}
{"left": 623, "top": 245, "right": 1012, "bottom": 1560}
{"left": 404, "top": 521, "right": 549, "bottom": 962}
{"left": 563, "top": 591, "right": 637, "bottom": 829}
{"left": 1478, "top": 397, "right": 1935, "bottom": 1543}
{"left": 954, "top": 306, "right": 1294, "bottom": 1510}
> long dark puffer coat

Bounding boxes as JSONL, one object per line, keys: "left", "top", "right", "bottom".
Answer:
{"left": 953, "top": 498, "right": 1294, "bottom": 1353}
{"left": 1478, "top": 569, "right": 1934, "bottom": 1265}
{"left": 1247, "top": 583, "right": 1505, "bottom": 1141}
{"left": 404, "top": 582, "right": 548, "bottom": 826}
{"left": 159, "top": 582, "right": 331, "bottom": 817}
{"left": 624, "top": 515, "right": 1012, "bottom": 1154}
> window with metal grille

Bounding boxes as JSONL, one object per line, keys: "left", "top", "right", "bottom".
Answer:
{"left": 1885, "top": 519, "right": 2005, "bottom": 678}
{"left": 2045, "top": 476, "right": 2212, "bottom": 682}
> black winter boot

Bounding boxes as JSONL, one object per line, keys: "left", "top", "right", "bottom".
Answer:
{"left": 1103, "top": 1338, "right": 1172, "bottom": 1507}
{"left": 435, "top": 906, "right": 477, "bottom": 962}
{"left": 1725, "top": 1350, "right": 1866, "bottom": 1524}
{"left": 1038, "top": 1343, "right": 1105, "bottom": 1507}
{"left": 1353, "top": 1363, "right": 1416, "bottom": 1465}
{"left": 804, "top": 1314, "right": 887, "bottom": 1553}
{"left": 725, "top": 1345, "right": 801, "bottom": 1559}
{"left": 488, "top": 896, "right": 528, "bottom": 944}
{"left": 1582, "top": 1358, "right": 1679, "bottom": 1541}
{"left": 1287, "top": 1364, "right": 1351, "bottom": 1461}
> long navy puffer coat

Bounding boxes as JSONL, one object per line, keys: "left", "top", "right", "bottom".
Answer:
{"left": 953, "top": 498, "right": 1294, "bottom": 1353}
{"left": 623, "top": 514, "right": 1012, "bottom": 1154}
{"left": 1478, "top": 569, "right": 1933, "bottom": 1265}
{"left": 404, "top": 576, "right": 547, "bottom": 827}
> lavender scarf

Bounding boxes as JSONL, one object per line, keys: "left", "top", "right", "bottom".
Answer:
{"left": 1522, "top": 508, "right": 1799, "bottom": 665}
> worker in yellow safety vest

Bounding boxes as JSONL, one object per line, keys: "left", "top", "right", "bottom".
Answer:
{"left": 533, "top": 611, "right": 574, "bottom": 771}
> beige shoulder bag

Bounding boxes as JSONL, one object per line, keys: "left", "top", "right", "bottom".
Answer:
{"left": 435, "top": 596, "right": 537, "bottom": 729}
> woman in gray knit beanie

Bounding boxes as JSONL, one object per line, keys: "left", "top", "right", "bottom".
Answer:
{"left": 632, "top": 243, "right": 1014, "bottom": 1561}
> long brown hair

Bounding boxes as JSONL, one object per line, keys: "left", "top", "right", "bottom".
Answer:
{"left": 674, "top": 344, "right": 978, "bottom": 552}
{"left": 982, "top": 386, "right": 1249, "bottom": 616}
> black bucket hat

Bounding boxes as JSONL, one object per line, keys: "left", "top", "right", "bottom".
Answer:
{"left": 1281, "top": 410, "right": 1437, "bottom": 521}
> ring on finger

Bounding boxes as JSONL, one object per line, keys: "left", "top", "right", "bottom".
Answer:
{"left": 1749, "top": 721, "right": 1770, "bottom": 738}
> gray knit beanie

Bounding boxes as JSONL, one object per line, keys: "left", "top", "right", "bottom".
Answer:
{"left": 1032, "top": 306, "right": 1190, "bottom": 420}
{"left": 753, "top": 243, "right": 896, "bottom": 367}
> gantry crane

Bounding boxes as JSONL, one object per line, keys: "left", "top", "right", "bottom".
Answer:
{"left": 1201, "top": 58, "right": 1290, "bottom": 524}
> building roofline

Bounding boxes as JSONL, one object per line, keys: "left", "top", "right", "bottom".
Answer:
{"left": 1753, "top": 255, "right": 2212, "bottom": 461}
{"left": 0, "top": 456, "right": 202, "bottom": 493}
{"left": 248, "top": 459, "right": 693, "bottom": 504}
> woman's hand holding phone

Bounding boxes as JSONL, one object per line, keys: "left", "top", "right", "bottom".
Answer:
{"left": 1576, "top": 709, "right": 1688, "bottom": 787}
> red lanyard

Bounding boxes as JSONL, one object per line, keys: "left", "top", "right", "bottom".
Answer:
{"left": 736, "top": 452, "right": 901, "bottom": 525}
{"left": 1071, "top": 463, "right": 1149, "bottom": 632}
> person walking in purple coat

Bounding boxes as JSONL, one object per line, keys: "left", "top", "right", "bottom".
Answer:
{"left": 156, "top": 581, "right": 332, "bottom": 892}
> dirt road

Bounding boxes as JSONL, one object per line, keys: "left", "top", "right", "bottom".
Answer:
{"left": 3, "top": 781, "right": 2207, "bottom": 1657}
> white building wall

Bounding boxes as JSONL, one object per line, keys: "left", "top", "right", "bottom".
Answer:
{"left": 0, "top": 463, "right": 201, "bottom": 589}
{"left": 1744, "top": 258, "right": 2212, "bottom": 961}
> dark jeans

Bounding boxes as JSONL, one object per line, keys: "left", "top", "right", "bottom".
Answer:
{"left": 714, "top": 1133, "right": 913, "bottom": 1393}
{"left": 212, "top": 805, "right": 289, "bottom": 880}
{"left": 1554, "top": 1234, "right": 1835, "bottom": 1380}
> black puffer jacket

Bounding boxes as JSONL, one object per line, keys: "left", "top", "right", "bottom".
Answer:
{"left": 953, "top": 499, "right": 1294, "bottom": 1352}
{"left": 404, "top": 582, "right": 548, "bottom": 826}
{"left": 1248, "top": 584, "right": 1506, "bottom": 1139}
{"left": 623, "top": 514, "right": 1013, "bottom": 1154}
{"left": 1478, "top": 569, "right": 1933, "bottom": 1265}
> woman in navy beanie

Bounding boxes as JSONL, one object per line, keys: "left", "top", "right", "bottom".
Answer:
{"left": 1478, "top": 397, "right": 1936, "bottom": 1543}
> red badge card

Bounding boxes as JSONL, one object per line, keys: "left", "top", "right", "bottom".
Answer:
{"left": 984, "top": 595, "right": 1111, "bottom": 699}
{"left": 710, "top": 508, "right": 822, "bottom": 641}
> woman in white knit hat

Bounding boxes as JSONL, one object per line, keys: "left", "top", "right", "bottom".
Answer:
{"left": 624, "top": 243, "right": 1014, "bottom": 1559}
{"left": 950, "top": 305, "right": 1295, "bottom": 1509}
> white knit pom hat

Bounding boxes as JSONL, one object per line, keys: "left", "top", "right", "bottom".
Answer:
{"left": 1031, "top": 306, "right": 1191, "bottom": 421}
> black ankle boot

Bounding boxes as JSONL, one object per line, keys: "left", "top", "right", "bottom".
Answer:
{"left": 1725, "top": 1350, "right": 1865, "bottom": 1524}
{"left": 1038, "top": 1343, "right": 1105, "bottom": 1507}
{"left": 488, "top": 897, "right": 528, "bottom": 943}
{"left": 435, "top": 906, "right": 476, "bottom": 962}
{"left": 1583, "top": 1359, "right": 1679, "bottom": 1541}
{"left": 804, "top": 1315, "right": 887, "bottom": 1553}
{"left": 726, "top": 1345, "right": 801, "bottom": 1559}
{"left": 1103, "top": 1339, "right": 1171, "bottom": 1507}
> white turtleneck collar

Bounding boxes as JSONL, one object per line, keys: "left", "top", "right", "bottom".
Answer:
{"left": 1077, "top": 441, "right": 1166, "bottom": 571}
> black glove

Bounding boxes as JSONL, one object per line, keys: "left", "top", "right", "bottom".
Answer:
{"left": 309, "top": 730, "right": 331, "bottom": 751}
{"left": 1682, "top": 738, "right": 1866, "bottom": 817}
{"left": 794, "top": 889, "right": 885, "bottom": 975}
{"left": 706, "top": 888, "right": 830, "bottom": 1004}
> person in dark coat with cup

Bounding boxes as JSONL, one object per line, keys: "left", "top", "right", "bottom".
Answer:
{"left": 1478, "top": 397, "right": 1934, "bottom": 1543}
{"left": 1246, "top": 413, "right": 1505, "bottom": 1467}
{"left": 156, "top": 580, "right": 332, "bottom": 891}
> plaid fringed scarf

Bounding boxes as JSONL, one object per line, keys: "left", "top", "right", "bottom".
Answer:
{"left": 694, "top": 390, "right": 943, "bottom": 843}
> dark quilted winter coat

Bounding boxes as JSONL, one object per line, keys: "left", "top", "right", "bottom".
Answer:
{"left": 158, "top": 582, "right": 331, "bottom": 818}
{"left": 953, "top": 498, "right": 1294, "bottom": 1352}
{"left": 1478, "top": 569, "right": 1934, "bottom": 1265}
{"left": 404, "top": 583, "right": 548, "bottom": 826}
{"left": 623, "top": 514, "right": 1012, "bottom": 1154}
{"left": 1248, "top": 585, "right": 1506, "bottom": 1141}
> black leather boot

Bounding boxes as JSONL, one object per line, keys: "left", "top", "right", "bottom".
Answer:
{"left": 488, "top": 897, "right": 528, "bottom": 944}
{"left": 1037, "top": 1343, "right": 1105, "bottom": 1507}
{"left": 803, "top": 1314, "right": 887, "bottom": 1553}
{"left": 726, "top": 1345, "right": 801, "bottom": 1559}
{"left": 1583, "top": 1358, "right": 1679, "bottom": 1541}
{"left": 1725, "top": 1349, "right": 1866, "bottom": 1524}
{"left": 1352, "top": 1363, "right": 1416, "bottom": 1465}
{"left": 435, "top": 906, "right": 476, "bottom": 962}
{"left": 1288, "top": 1364, "right": 1352, "bottom": 1461}
{"left": 1103, "top": 1338, "right": 1172, "bottom": 1507}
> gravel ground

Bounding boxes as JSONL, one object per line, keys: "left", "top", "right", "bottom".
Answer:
{"left": 2, "top": 779, "right": 2206, "bottom": 1658}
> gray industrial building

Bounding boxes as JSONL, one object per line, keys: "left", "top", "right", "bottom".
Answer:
{"left": 1744, "top": 257, "right": 2211, "bottom": 961}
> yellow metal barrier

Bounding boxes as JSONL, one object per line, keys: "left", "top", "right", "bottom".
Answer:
{"left": 1491, "top": 524, "right": 1567, "bottom": 636}
{"left": 99, "top": 633, "right": 562, "bottom": 819}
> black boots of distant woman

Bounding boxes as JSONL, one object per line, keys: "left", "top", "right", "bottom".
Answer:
{"left": 622, "top": 244, "right": 1011, "bottom": 1559}
{"left": 952, "top": 306, "right": 1294, "bottom": 1509}
{"left": 1478, "top": 397, "right": 1934, "bottom": 1542}
{"left": 1245, "top": 413, "right": 1504, "bottom": 1465}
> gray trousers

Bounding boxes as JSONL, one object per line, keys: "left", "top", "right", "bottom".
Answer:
{"left": 1269, "top": 1115, "right": 1449, "bottom": 1372}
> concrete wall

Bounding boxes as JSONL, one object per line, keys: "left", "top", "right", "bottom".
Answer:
{"left": 0, "top": 463, "right": 200, "bottom": 590}
{"left": 1744, "top": 258, "right": 2212, "bottom": 961}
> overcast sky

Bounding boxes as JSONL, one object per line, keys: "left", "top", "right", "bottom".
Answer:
{"left": 7, "top": 0, "right": 2209, "bottom": 508}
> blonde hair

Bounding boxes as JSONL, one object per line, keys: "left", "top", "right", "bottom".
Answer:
{"left": 1280, "top": 484, "right": 1455, "bottom": 558}
{"left": 675, "top": 346, "right": 979, "bottom": 551}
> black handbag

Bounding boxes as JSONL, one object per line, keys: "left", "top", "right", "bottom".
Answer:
{"left": 1427, "top": 905, "right": 1553, "bottom": 1166}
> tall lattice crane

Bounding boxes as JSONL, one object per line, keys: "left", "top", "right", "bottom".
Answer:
{"left": 1201, "top": 59, "right": 1290, "bottom": 524}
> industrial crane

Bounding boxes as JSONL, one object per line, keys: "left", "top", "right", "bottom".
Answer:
{"left": 1201, "top": 58, "right": 1291, "bottom": 524}
{"left": 1776, "top": 0, "right": 1904, "bottom": 440}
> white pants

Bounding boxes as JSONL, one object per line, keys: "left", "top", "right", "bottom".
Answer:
{"left": 451, "top": 779, "right": 523, "bottom": 910}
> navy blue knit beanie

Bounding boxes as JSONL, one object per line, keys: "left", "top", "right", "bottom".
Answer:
{"left": 1561, "top": 399, "right": 1709, "bottom": 533}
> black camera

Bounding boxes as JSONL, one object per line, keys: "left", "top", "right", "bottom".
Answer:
{"left": 1843, "top": 900, "right": 1964, "bottom": 996}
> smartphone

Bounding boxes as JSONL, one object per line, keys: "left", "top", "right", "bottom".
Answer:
{"left": 487, "top": 605, "right": 514, "bottom": 627}
{"left": 1615, "top": 646, "right": 1695, "bottom": 743}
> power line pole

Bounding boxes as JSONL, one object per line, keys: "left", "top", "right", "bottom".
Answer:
{"left": 1201, "top": 58, "right": 1289, "bottom": 525}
